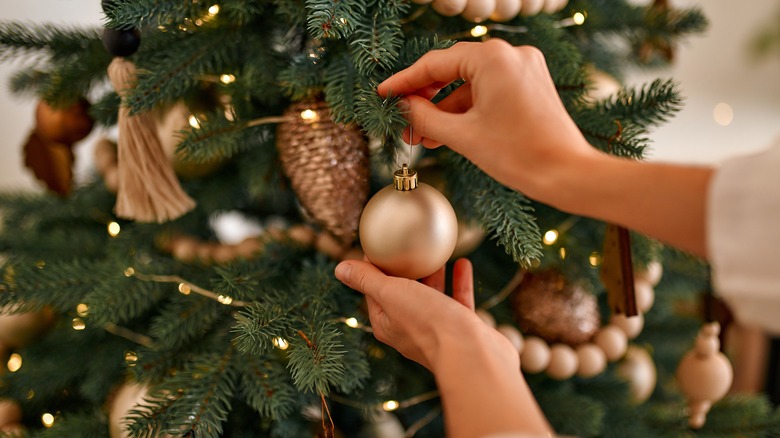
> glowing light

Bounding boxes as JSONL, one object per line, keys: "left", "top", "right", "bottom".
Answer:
{"left": 300, "top": 109, "right": 320, "bottom": 123}
{"left": 713, "top": 102, "right": 734, "bottom": 126}
{"left": 72, "top": 318, "right": 86, "bottom": 331}
{"left": 573, "top": 12, "right": 586, "bottom": 25}
{"left": 124, "top": 267, "right": 136, "bottom": 277}
{"left": 42, "top": 413, "right": 55, "bottom": 428}
{"left": 382, "top": 400, "right": 400, "bottom": 411}
{"left": 7, "top": 353, "right": 22, "bottom": 372}
{"left": 345, "top": 317, "right": 359, "bottom": 328}
{"left": 36, "top": 260, "right": 46, "bottom": 269}
{"left": 543, "top": 229, "right": 559, "bottom": 245}
{"left": 178, "top": 283, "right": 192, "bottom": 295}
{"left": 217, "top": 294, "right": 233, "bottom": 305}
{"left": 26, "top": 390, "right": 35, "bottom": 400}
{"left": 220, "top": 73, "right": 236, "bottom": 84}
{"left": 125, "top": 351, "right": 138, "bottom": 366}
{"left": 559, "top": 247, "right": 567, "bottom": 260}
{"left": 107, "top": 221, "right": 121, "bottom": 237}
{"left": 208, "top": 4, "right": 220, "bottom": 15}
{"left": 470, "top": 25, "right": 488, "bottom": 37}
{"left": 339, "top": 17, "right": 347, "bottom": 25}
{"left": 588, "top": 252, "right": 602, "bottom": 267}
{"left": 273, "top": 337, "right": 289, "bottom": 350}
{"left": 188, "top": 115, "right": 201, "bottom": 129}
{"left": 77, "top": 303, "right": 89, "bottom": 317}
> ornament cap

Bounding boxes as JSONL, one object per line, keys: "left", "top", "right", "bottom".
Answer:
{"left": 393, "top": 164, "right": 418, "bottom": 191}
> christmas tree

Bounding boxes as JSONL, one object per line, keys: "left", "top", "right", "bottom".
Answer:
{"left": 0, "top": 0, "right": 778, "bottom": 436}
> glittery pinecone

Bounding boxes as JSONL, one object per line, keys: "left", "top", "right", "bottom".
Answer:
{"left": 276, "top": 101, "right": 369, "bottom": 246}
{"left": 512, "top": 269, "right": 601, "bottom": 346}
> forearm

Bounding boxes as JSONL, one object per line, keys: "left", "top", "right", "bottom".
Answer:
{"left": 433, "top": 325, "right": 552, "bottom": 438}
{"left": 548, "top": 150, "right": 713, "bottom": 258}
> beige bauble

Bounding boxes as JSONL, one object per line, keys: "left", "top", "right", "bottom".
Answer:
{"left": 451, "top": 221, "right": 486, "bottom": 259}
{"left": 676, "top": 323, "right": 733, "bottom": 429}
{"left": 611, "top": 312, "right": 644, "bottom": 340}
{"left": 542, "top": 0, "right": 568, "bottom": 14}
{"left": 635, "top": 280, "right": 655, "bottom": 313}
{"left": 431, "top": 0, "right": 468, "bottom": 16}
{"left": 461, "top": 0, "right": 496, "bottom": 22}
{"left": 636, "top": 261, "right": 663, "bottom": 286}
{"left": 617, "top": 346, "right": 657, "bottom": 404}
{"left": 490, "top": 0, "right": 522, "bottom": 21}
{"left": 547, "top": 344, "right": 579, "bottom": 380}
{"left": 109, "top": 383, "right": 158, "bottom": 438}
{"left": 521, "top": 336, "right": 551, "bottom": 373}
{"left": 576, "top": 344, "right": 607, "bottom": 378}
{"left": 0, "top": 306, "right": 55, "bottom": 348}
{"left": 359, "top": 168, "right": 457, "bottom": 280}
{"left": 593, "top": 325, "right": 628, "bottom": 361}
{"left": 497, "top": 324, "right": 524, "bottom": 353}
{"left": 0, "top": 399, "right": 22, "bottom": 427}
{"left": 519, "top": 0, "right": 544, "bottom": 16}
{"left": 476, "top": 309, "right": 496, "bottom": 329}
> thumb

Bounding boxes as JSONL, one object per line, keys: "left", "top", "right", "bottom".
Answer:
{"left": 404, "top": 94, "right": 465, "bottom": 148}
{"left": 335, "top": 260, "right": 391, "bottom": 300}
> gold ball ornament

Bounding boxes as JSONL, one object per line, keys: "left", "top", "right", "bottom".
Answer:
{"left": 676, "top": 322, "right": 733, "bottom": 429}
{"left": 512, "top": 270, "right": 601, "bottom": 346}
{"left": 617, "top": 346, "right": 657, "bottom": 404}
{"left": 359, "top": 165, "right": 458, "bottom": 280}
{"left": 461, "top": 0, "right": 496, "bottom": 22}
{"left": 0, "top": 306, "right": 55, "bottom": 348}
{"left": 593, "top": 325, "right": 628, "bottom": 361}
{"left": 497, "top": 324, "right": 524, "bottom": 353}
{"left": 547, "top": 344, "right": 579, "bottom": 380}
{"left": 576, "top": 344, "right": 608, "bottom": 378}
{"left": 431, "top": 0, "right": 469, "bottom": 16}
{"left": 611, "top": 313, "right": 645, "bottom": 340}
{"left": 490, "top": 0, "right": 522, "bottom": 22}
{"left": 276, "top": 101, "right": 370, "bottom": 246}
{"left": 0, "top": 399, "right": 22, "bottom": 427}
{"left": 521, "top": 336, "right": 551, "bottom": 374}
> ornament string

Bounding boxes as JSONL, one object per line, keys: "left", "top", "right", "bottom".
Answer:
{"left": 404, "top": 405, "right": 442, "bottom": 438}
{"left": 479, "top": 268, "right": 526, "bottom": 311}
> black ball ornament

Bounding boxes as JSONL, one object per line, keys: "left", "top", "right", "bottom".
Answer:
{"left": 102, "top": 27, "right": 141, "bottom": 57}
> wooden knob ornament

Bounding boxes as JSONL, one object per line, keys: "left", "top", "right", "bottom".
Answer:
{"left": 521, "top": 336, "right": 551, "bottom": 373}
{"left": 547, "top": 344, "right": 579, "bottom": 380}
{"left": 676, "top": 322, "right": 733, "bottom": 429}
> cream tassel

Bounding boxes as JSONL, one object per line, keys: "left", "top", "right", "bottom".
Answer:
{"left": 107, "top": 57, "right": 195, "bottom": 223}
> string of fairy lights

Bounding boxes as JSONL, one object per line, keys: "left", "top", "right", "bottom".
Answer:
{"left": 6, "top": 4, "right": 592, "bottom": 431}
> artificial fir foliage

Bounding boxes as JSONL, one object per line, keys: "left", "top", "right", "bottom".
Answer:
{"left": 0, "top": 1, "right": 779, "bottom": 437}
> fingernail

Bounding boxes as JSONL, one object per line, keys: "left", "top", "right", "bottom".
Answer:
{"left": 335, "top": 262, "right": 352, "bottom": 282}
{"left": 398, "top": 97, "right": 411, "bottom": 111}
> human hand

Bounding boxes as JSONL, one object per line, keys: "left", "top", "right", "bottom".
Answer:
{"left": 334, "top": 258, "right": 518, "bottom": 373}
{"left": 378, "top": 39, "right": 597, "bottom": 203}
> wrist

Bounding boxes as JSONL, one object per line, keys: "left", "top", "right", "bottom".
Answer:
{"left": 540, "top": 145, "right": 613, "bottom": 214}
{"left": 430, "top": 316, "right": 518, "bottom": 379}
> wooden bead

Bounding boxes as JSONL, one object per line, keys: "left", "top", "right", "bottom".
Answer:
{"left": 196, "top": 243, "right": 216, "bottom": 264}
{"left": 617, "top": 346, "right": 657, "bottom": 404}
{"left": 475, "top": 309, "right": 496, "bottom": 328}
{"left": 171, "top": 236, "right": 199, "bottom": 263}
{"left": 594, "top": 325, "right": 628, "bottom": 361}
{"left": 0, "top": 399, "right": 22, "bottom": 427}
{"left": 635, "top": 261, "right": 663, "bottom": 286}
{"left": 490, "top": 0, "right": 522, "bottom": 22}
{"left": 611, "top": 312, "right": 644, "bottom": 340}
{"left": 576, "top": 343, "right": 607, "bottom": 378}
{"left": 521, "top": 336, "right": 551, "bottom": 373}
{"left": 519, "top": 0, "right": 545, "bottom": 16}
{"left": 93, "top": 138, "right": 118, "bottom": 173}
{"left": 543, "top": 0, "right": 568, "bottom": 14}
{"left": 431, "top": 0, "right": 468, "bottom": 16}
{"left": 235, "top": 237, "right": 263, "bottom": 259}
{"left": 547, "top": 344, "right": 579, "bottom": 380}
{"left": 635, "top": 280, "right": 655, "bottom": 313}
{"left": 461, "top": 0, "right": 496, "bottom": 22}
{"left": 497, "top": 324, "right": 524, "bottom": 353}
{"left": 315, "top": 233, "right": 347, "bottom": 259}
{"left": 211, "top": 245, "right": 236, "bottom": 265}
{"left": 287, "top": 225, "right": 316, "bottom": 246}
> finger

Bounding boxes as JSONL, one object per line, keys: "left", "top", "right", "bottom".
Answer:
{"left": 377, "top": 42, "right": 480, "bottom": 97}
{"left": 335, "top": 260, "right": 393, "bottom": 301}
{"left": 365, "top": 295, "right": 384, "bottom": 320}
{"left": 404, "top": 94, "right": 467, "bottom": 149}
{"left": 435, "top": 83, "right": 473, "bottom": 114}
{"left": 452, "top": 258, "right": 475, "bottom": 311}
{"left": 421, "top": 265, "right": 446, "bottom": 293}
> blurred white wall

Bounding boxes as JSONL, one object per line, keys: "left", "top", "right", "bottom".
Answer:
{"left": 0, "top": 1, "right": 779, "bottom": 190}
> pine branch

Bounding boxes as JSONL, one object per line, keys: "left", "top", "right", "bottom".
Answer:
{"left": 595, "top": 78, "right": 683, "bottom": 128}
{"left": 305, "top": 0, "right": 365, "bottom": 39}
{"left": 149, "top": 294, "right": 229, "bottom": 349}
{"left": 233, "top": 303, "right": 294, "bottom": 357}
{"left": 287, "top": 323, "right": 346, "bottom": 395}
{"left": 0, "top": 21, "right": 101, "bottom": 61}
{"left": 235, "top": 355, "right": 298, "bottom": 420}
{"left": 349, "top": 5, "right": 405, "bottom": 75}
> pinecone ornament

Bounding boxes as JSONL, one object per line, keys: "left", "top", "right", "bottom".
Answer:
{"left": 276, "top": 101, "right": 369, "bottom": 246}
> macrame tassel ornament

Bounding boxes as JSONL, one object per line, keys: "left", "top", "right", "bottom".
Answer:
{"left": 106, "top": 57, "right": 195, "bottom": 222}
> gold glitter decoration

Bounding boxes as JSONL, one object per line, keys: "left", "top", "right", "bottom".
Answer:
{"left": 512, "top": 269, "right": 601, "bottom": 346}
{"left": 276, "top": 100, "right": 369, "bottom": 246}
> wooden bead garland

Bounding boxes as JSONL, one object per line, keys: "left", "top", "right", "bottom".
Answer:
{"left": 493, "top": 264, "right": 661, "bottom": 381}
{"left": 417, "top": 0, "right": 568, "bottom": 22}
